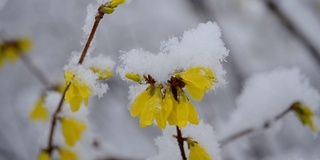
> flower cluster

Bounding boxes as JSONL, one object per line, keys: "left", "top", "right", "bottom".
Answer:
{"left": 118, "top": 22, "right": 228, "bottom": 130}
{"left": 126, "top": 66, "right": 215, "bottom": 129}
{"left": 0, "top": 37, "right": 32, "bottom": 68}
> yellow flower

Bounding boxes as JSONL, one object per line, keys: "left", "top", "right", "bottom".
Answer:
{"left": 293, "top": 102, "right": 318, "bottom": 132}
{"left": 90, "top": 67, "right": 113, "bottom": 80}
{"left": 177, "top": 66, "right": 215, "bottom": 101}
{"left": 110, "top": 0, "right": 126, "bottom": 8}
{"left": 0, "top": 37, "right": 32, "bottom": 69}
{"left": 130, "top": 85, "right": 154, "bottom": 117}
{"left": 61, "top": 118, "right": 86, "bottom": 146}
{"left": 60, "top": 148, "right": 77, "bottom": 160}
{"left": 125, "top": 73, "right": 142, "bottom": 83}
{"left": 187, "top": 139, "right": 212, "bottom": 160}
{"left": 140, "top": 86, "right": 164, "bottom": 128}
{"left": 175, "top": 88, "right": 199, "bottom": 128}
{"left": 64, "top": 70, "right": 91, "bottom": 112}
{"left": 38, "top": 151, "right": 51, "bottom": 160}
{"left": 102, "top": 0, "right": 126, "bottom": 14}
{"left": 30, "top": 96, "right": 49, "bottom": 121}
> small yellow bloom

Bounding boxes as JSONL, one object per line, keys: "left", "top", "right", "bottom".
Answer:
{"left": 64, "top": 70, "right": 91, "bottom": 112}
{"left": 90, "top": 67, "right": 113, "bottom": 80}
{"left": 102, "top": 0, "right": 126, "bottom": 14}
{"left": 60, "top": 148, "right": 77, "bottom": 160}
{"left": 175, "top": 88, "right": 199, "bottom": 128}
{"left": 140, "top": 86, "right": 163, "bottom": 128}
{"left": 0, "top": 37, "right": 32, "bottom": 69}
{"left": 178, "top": 66, "right": 215, "bottom": 101}
{"left": 30, "top": 96, "right": 49, "bottom": 121}
{"left": 38, "top": 151, "right": 51, "bottom": 160}
{"left": 293, "top": 102, "right": 318, "bottom": 132}
{"left": 130, "top": 85, "right": 154, "bottom": 117}
{"left": 61, "top": 118, "right": 86, "bottom": 146}
{"left": 125, "top": 73, "right": 142, "bottom": 83}
{"left": 187, "top": 139, "right": 212, "bottom": 160}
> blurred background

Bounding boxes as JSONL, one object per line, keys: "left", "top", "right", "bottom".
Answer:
{"left": 1, "top": 0, "right": 320, "bottom": 159}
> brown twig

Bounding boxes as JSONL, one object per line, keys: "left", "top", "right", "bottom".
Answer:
{"left": 265, "top": 0, "right": 320, "bottom": 67}
{"left": 176, "top": 126, "right": 187, "bottom": 160}
{"left": 20, "top": 54, "right": 53, "bottom": 89}
{"left": 45, "top": 5, "right": 106, "bottom": 156}
{"left": 219, "top": 102, "right": 297, "bottom": 147}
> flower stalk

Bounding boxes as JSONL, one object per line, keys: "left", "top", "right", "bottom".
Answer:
{"left": 45, "top": 4, "right": 106, "bottom": 156}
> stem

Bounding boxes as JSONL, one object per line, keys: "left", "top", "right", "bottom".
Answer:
{"left": 78, "top": 5, "right": 105, "bottom": 64}
{"left": 176, "top": 126, "right": 187, "bottom": 160}
{"left": 219, "top": 103, "right": 295, "bottom": 147}
{"left": 45, "top": 5, "right": 105, "bottom": 155}
{"left": 20, "top": 54, "right": 53, "bottom": 89}
{"left": 265, "top": 0, "right": 320, "bottom": 67}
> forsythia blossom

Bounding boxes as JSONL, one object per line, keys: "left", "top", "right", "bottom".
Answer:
{"left": 64, "top": 70, "right": 92, "bottom": 112}
{"left": 126, "top": 66, "right": 215, "bottom": 129}
{"left": 30, "top": 96, "right": 49, "bottom": 121}
{"left": 0, "top": 37, "right": 32, "bottom": 68}
{"left": 174, "top": 66, "right": 215, "bottom": 102}
{"left": 61, "top": 118, "right": 86, "bottom": 146}
{"left": 187, "top": 138, "right": 212, "bottom": 160}
{"left": 293, "top": 102, "right": 318, "bottom": 132}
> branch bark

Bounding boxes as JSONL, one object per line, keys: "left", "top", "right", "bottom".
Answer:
{"left": 219, "top": 103, "right": 296, "bottom": 147}
{"left": 45, "top": 5, "right": 105, "bottom": 156}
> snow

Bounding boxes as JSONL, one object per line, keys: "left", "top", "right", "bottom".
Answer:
{"left": 217, "top": 68, "right": 320, "bottom": 142}
{"left": 117, "top": 21, "right": 229, "bottom": 85}
{"left": 83, "top": 54, "right": 115, "bottom": 71}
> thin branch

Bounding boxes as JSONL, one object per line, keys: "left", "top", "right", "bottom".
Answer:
{"left": 176, "top": 126, "right": 187, "bottom": 160}
{"left": 219, "top": 103, "right": 296, "bottom": 147}
{"left": 45, "top": 5, "right": 106, "bottom": 156}
{"left": 20, "top": 54, "right": 53, "bottom": 89}
{"left": 265, "top": 0, "right": 320, "bottom": 67}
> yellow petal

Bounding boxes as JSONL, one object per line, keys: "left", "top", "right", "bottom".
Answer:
{"left": 77, "top": 83, "right": 91, "bottom": 99}
{"left": 38, "top": 151, "right": 51, "bottom": 160}
{"left": 65, "top": 83, "right": 76, "bottom": 103}
{"left": 64, "top": 70, "right": 74, "bottom": 83}
{"left": 176, "top": 94, "right": 189, "bottom": 128}
{"left": 61, "top": 118, "right": 86, "bottom": 146}
{"left": 5, "top": 46, "right": 18, "bottom": 62}
{"left": 167, "top": 101, "right": 178, "bottom": 126}
{"left": 185, "top": 83, "right": 205, "bottom": 102}
{"left": 60, "top": 149, "right": 77, "bottom": 160}
{"left": 110, "top": 0, "right": 126, "bottom": 8}
{"left": 188, "top": 102, "right": 199, "bottom": 125}
{"left": 69, "top": 96, "right": 83, "bottom": 112}
{"left": 293, "top": 102, "right": 318, "bottom": 133}
{"left": 91, "top": 67, "right": 113, "bottom": 80}
{"left": 155, "top": 110, "right": 166, "bottom": 129}
{"left": 125, "top": 73, "right": 141, "bottom": 83}
{"left": 30, "top": 96, "right": 49, "bottom": 121}
{"left": 140, "top": 87, "right": 162, "bottom": 128}
{"left": 130, "top": 85, "right": 153, "bottom": 117}
{"left": 163, "top": 86, "right": 175, "bottom": 119}
{"left": 188, "top": 141, "right": 212, "bottom": 160}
